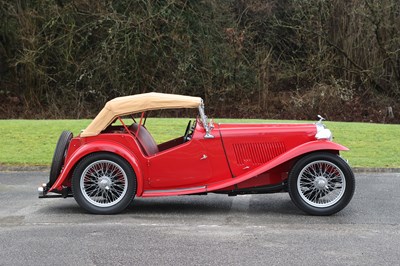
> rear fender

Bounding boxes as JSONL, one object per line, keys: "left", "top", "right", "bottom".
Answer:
{"left": 49, "top": 141, "right": 144, "bottom": 196}
{"left": 207, "top": 140, "right": 349, "bottom": 192}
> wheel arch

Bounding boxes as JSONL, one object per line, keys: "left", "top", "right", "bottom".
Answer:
{"left": 49, "top": 141, "right": 145, "bottom": 196}
{"left": 288, "top": 147, "right": 342, "bottom": 170}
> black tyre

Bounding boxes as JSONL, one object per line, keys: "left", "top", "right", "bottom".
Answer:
{"left": 48, "top": 130, "right": 73, "bottom": 187}
{"left": 288, "top": 152, "right": 355, "bottom": 216}
{"left": 71, "top": 152, "right": 137, "bottom": 214}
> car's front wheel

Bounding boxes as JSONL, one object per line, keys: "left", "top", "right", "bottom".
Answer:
{"left": 71, "top": 153, "right": 136, "bottom": 214}
{"left": 288, "top": 152, "right": 355, "bottom": 215}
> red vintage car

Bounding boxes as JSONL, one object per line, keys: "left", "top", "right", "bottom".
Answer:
{"left": 39, "top": 92, "right": 355, "bottom": 215}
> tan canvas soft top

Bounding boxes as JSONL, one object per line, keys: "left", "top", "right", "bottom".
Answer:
{"left": 80, "top": 92, "right": 202, "bottom": 137}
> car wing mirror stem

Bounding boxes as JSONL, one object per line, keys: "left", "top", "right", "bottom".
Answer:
{"left": 209, "top": 118, "right": 214, "bottom": 130}
{"left": 198, "top": 101, "right": 214, "bottom": 139}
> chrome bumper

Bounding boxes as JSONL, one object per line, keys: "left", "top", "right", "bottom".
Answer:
{"left": 38, "top": 183, "right": 72, "bottom": 198}
{"left": 38, "top": 183, "right": 48, "bottom": 198}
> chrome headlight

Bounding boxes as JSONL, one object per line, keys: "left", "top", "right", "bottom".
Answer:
{"left": 315, "top": 123, "right": 333, "bottom": 141}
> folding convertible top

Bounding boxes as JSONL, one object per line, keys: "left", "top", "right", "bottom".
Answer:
{"left": 80, "top": 92, "right": 202, "bottom": 137}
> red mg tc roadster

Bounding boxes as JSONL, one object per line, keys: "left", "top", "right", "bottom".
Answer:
{"left": 39, "top": 92, "right": 355, "bottom": 215}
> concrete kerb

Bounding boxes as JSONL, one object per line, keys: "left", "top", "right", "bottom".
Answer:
{"left": 0, "top": 165, "right": 50, "bottom": 172}
{"left": 352, "top": 167, "right": 400, "bottom": 173}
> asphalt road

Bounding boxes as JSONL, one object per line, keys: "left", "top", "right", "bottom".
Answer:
{"left": 0, "top": 171, "right": 399, "bottom": 266}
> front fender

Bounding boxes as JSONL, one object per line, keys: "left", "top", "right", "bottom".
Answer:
{"left": 273, "top": 140, "right": 349, "bottom": 167}
{"left": 49, "top": 140, "right": 144, "bottom": 196}
{"left": 207, "top": 140, "right": 349, "bottom": 192}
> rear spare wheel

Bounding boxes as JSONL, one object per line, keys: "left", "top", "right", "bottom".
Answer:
{"left": 48, "top": 130, "right": 73, "bottom": 187}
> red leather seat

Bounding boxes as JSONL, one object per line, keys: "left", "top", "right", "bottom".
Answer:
{"left": 130, "top": 124, "right": 159, "bottom": 156}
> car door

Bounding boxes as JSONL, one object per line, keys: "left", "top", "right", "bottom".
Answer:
{"left": 147, "top": 138, "right": 212, "bottom": 189}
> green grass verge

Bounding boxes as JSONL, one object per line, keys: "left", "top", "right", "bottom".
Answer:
{"left": 0, "top": 119, "right": 399, "bottom": 168}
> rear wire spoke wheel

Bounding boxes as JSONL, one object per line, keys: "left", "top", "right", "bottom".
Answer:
{"left": 72, "top": 153, "right": 136, "bottom": 214}
{"left": 288, "top": 152, "right": 355, "bottom": 216}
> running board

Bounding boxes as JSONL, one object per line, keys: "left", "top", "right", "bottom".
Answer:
{"left": 142, "top": 186, "right": 207, "bottom": 197}
{"left": 214, "top": 182, "right": 287, "bottom": 196}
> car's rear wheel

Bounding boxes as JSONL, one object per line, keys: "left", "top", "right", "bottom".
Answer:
{"left": 48, "top": 130, "right": 73, "bottom": 187}
{"left": 71, "top": 153, "right": 136, "bottom": 214}
{"left": 288, "top": 152, "right": 355, "bottom": 215}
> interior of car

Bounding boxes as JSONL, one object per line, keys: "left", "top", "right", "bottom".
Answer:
{"left": 102, "top": 113, "right": 197, "bottom": 156}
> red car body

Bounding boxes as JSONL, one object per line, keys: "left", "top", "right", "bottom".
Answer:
{"left": 39, "top": 92, "right": 355, "bottom": 215}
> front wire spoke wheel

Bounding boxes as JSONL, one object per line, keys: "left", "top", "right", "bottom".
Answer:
{"left": 288, "top": 152, "right": 355, "bottom": 216}
{"left": 298, "top": 160, "right": 346, "bottom": 208}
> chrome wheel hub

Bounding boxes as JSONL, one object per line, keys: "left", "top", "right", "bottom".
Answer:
{"left": 314, "top": 176, "right": 328, "bottom": 190}
{"left": 98, "top": 176, "right": 112, "bottom": 190}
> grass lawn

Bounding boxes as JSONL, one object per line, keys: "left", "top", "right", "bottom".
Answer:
{"left": 0, "top": 119, "right": 399, "bottom": 168}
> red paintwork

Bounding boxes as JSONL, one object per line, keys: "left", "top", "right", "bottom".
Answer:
{"left": 49, "top": 118, "right": 349, "bottom": 198}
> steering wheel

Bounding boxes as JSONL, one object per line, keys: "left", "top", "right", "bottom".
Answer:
{"left": 183, "top": 120, "right": 192, "bottom": 142}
